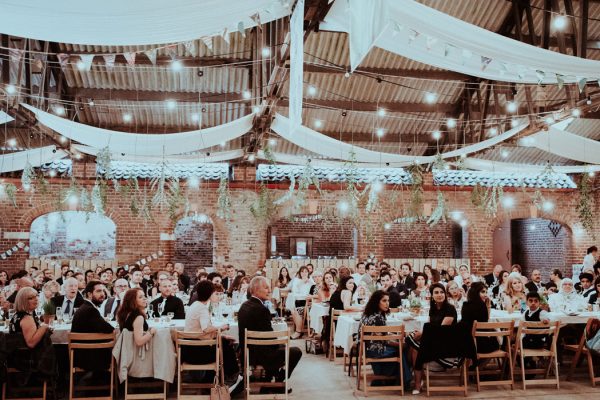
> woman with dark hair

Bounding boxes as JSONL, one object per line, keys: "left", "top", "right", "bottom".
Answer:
{"left": 117, "top": 288, "right": 156, "bottom": 346}
{"left": 461, "top": 282, "right": 499, "bottom": 353}
{"left": 358, "top": 290, "right": 406, "bottom": 381}
{"left": 490, "top": 270, "right": 510, "bottom": 305}
{"left": 407, "top": 283, "right": 457, "bottom": 394}
{"left": 317, "top": 271, "right": 336, "bottom": 302}
{"left": 84, "top": 269, "right": 95, "bottom": 284}
{"left": 184, "top": 280, "right": 242, "bottom": 390}
{"left": 412, "top": 273, "right": 429, "bottom": 298}
{"left": 0, "top": 269, "right": 9, "bottom": 289}
{"left": 330, "top": 276, "right": 357, "bottom": 312}
{"left": 587, "top": 276, "right": 600, "bottom": 305}
{"left": 277, "top": 267, "right": 291, "bottom": 289}
{"left": 445, "top": 266, "right": 457, "bottom": 282}
{"left": 423, "top": 265, "right": 433, "bottom": 283}
{"left": 290, "top": 266, "right": 313, "bottom": 339}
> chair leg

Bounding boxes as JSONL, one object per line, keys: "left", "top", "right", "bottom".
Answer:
{"left": 587, "top": 351, "right": 596, "bottom": 387}
{"left": 426, "top": 365, "right": 430, "bottom": 397}
{"left": 463, "top": 362, "right": 468, "bottom": 397}
{"left": 475, "top": 361, "right": 481, "bottom": 392}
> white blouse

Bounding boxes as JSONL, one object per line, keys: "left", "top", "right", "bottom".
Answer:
{"left": 184, "top": 301, "right": 211, "bottom": 332}
{"left": 290, "top": 278, "right": 313, "bottom": 297}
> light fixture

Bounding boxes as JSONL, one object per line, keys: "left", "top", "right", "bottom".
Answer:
{"left": 6, "top": 138, "right": 16, "bottom": 147}
{"left": 552, "top": 14, "right": 568, "bottom": 31}
{"left": 589, "top": 171, "right": 596, "bottom": 177}
{"left": 191, "top": 113, "right": 200, "bottom": 122}
{"left": 5, "top": 84, "right": 16, "bottom": 94}
{"left": 459, "top": 219, "right": 468, "bottom": 228}
{"left": 511, "top": 118, "right": 519, "bottom": 128}
{"left": 261, "top": 47, "right": 271, "bottom": 57}
{"left": 529, "top": 224, "right": 537, "bottom": 231}
{"left": 48, "top": 169, "right": 57, "bottom": 178}
{"left": 488, "top": 127, "right": 498, "bottom": 136}
{"left": 76, "top": 60, "right": 86, "bottom": 71}
{"left": 242, "top": 90, "right": 252, "bottom": 100}
{"left": 122, "top": 113, "right": 132, "bottom": 123}
{"left": 587, "top": 96, "right": 592, "bottom": 105}
{"left": 252, "top": 105, "right": 261, "bottom": 113}
{"left": 75, "top": 153, "right": 83, "bottom": 160}
{"left": 88, "top": 99, "right": 94, "bottom": 106}
{"left": 338, "top": 200, "right": 349, "bottom": 212}
{"left": 54, "top": 105, "right": 65, "bottom": 116}
{"left": 376, "top": 128, "right": 385, "bottom": 138}
{"left": 424, "top": 92, "right": 437, "bottom": 104}
{"left": 307, "top": 85, "right": 317, "bottom": 96}
{"left": 344, "top": 71, "right": 350, "bottom": 78}
{"left": 542, "top": 200, "right": 555, "bottom": 212}
{"left": 67, "top": 193, "right": 79, "bottom": 207}
{"left": 165, "top": 99, "right": 176, "bottom": 110}
{"left": 447, "top": 118, "right": 457, "bottom": 129}
{"left": 450, "top": 210, "right": 463, "bottom": 221}
{"left": 432, "top": 130, "right": 442, "bottom": 140}
{"left": 572, "top": 108, "right": 581, "bottom": 117}
{"left": 506, "top": 101, "right": 518, "bottom": 113}
{"left": 314, "top": 119, "right": 323, "bottom": 128}
{"left": 377, "top": 108, "right": 386, "bottom": 117}
{"left": 268, "top": 138, "right": 277, "bottom": 146}
{"left": 59, "top": 136, "right": 67, "bottom": 144}
{"left": 384, "top": 223, "right": 391, "bottom": 230}
{"left": 187, "top": 176, "right": 200, "bottom": 190}
{"left": 248, "top": 154, "right": 256, "bottom": 163}
{"left": 171, "top": 60, "right": 183, "bottom": 71}
{"left": 372, "top": 181, "right": 384, "bottom": 193}
{"left": 501, "top": 195, "right": 515, "bottom": 208}
{"left": 501, "top": 149, "right": 510, "bottom": 158}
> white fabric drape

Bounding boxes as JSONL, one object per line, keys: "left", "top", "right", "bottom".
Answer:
{"left": 461, "top": 157, "right": 600, "bottom": 174}
{"left": 0, "top": 0, "right": 290, "bottom": 45}
{"left": 257, "top": 150, "right": 388, "bottom": 167}
{"left": 73, "top": 145, "right": 244, "bottom": 164}
{"left": 289, "top": 0, "right": 305, "bottom": 133}
{"left": 271, "top": 113, "right": 528, "bottom": 164}
{"left": 522, "top": 118, "right": 600, "bottom": 164}
{"left": 22, "top": 104, "right": 254, "bottom": 157}
{"left": 324, "top": 0, "right": 600, "bottom": 84}
{"left": 0, "top": 146, "right": 67, "bottom": 173}
{"left": 0, "top": 111, "right": 14, "bottom": 125}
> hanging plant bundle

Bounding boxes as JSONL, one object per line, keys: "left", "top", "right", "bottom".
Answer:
{"left": 216, "top": 175, "right": 232, "bottom": 221}
{"left": 21, "top": 162, "right": 36, "bottom": 191}
{"left": 406, "top": 163, "right": 424, "bottom": 220}
{"left": 427, "top": 190, "right": 448, "bottom": 225}
{"left": 250, "top": 183, "right": 278, "bottom": 223}
{"left": 576, "top": 173, "right": 595, "bottom": 238}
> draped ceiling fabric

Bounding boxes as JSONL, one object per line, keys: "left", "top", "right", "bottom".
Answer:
{"left": 461, "top": 157, "right": 600, "bottom": 174}
{"left": 271, "top": 113, "right": 528, "bottom": 164}
{"left": 74, "top": 145, "right": 244, "bottom": 164}
{"left": 0, "top": 146, "right": 67, "bottom": 173}
{"left": 521, "top": 118, "right": 600, "bottom": 164}
{"left": 0, "top": 0, "right": 291, "bottom": 45}
{"left": 323, "top": 0, "right": 600, "bottom": 84}
{"left": 0, "top": 111, "right": 14, "bottom": 125}
{"left": 22, "top": 104, "right": 254, "bottom": 157}
{"left": 289, "top": 0, "right": 305, "bottom": 134}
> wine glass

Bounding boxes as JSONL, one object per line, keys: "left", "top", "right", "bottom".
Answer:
{"left": 158, "top": 302, "right": 165, "bottom": 317}
{"left": 63, "top": 313, "right": 72, "bottom": 324}
{"left": 55, "top": 307, "right": 63, "bottom": 323}
{"left": 8, "top": 308, "right": 16, "bottom": 321}
{"left": 167, "top": 312, "right": 174, "bottom": 323}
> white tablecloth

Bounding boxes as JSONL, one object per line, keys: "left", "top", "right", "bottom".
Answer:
{"left": 309, "top": 303, "right": 330, "bottom": 333}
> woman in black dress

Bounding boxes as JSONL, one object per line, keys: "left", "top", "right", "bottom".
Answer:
{"left": 117, "top": 288, "right": 156, "bottom": 346}
{"left": 9, "top": 287, "right": 51, "bottom": 348}
{"left": 461, "top": 282, "right": 499, "bottom": 354}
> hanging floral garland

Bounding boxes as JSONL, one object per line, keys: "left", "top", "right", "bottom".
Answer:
{"left": 216, "top": 174, "right": 232, "bottom": 221}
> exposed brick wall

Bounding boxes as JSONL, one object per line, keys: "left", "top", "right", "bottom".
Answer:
{"left": 173, "top": 217, "right": 214, "bottom": 274}
{"left": 383, "top": 221, "right": 463, "bottom": 258}
{"left": 511, "top": 218, "right": 572, "bottom": 280}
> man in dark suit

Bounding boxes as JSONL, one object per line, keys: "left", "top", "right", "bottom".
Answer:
{"left": 399, "top": 263, "right": 416, "bottom": 291}
{"left": 150, "top": 279, "right": 185, "bottom": 319}
{"left": 238, "top": 276, "right": 302, "bottom": 390}
{"left": 484, "top": 264, "right": 503, "bottom": 287}
{"left": 174, "top": 263, "right": 191, "bottom": 292}
{"left": 222, "top": 265, "right": 237, "bottom": 292}
{"left": 101, "top": 278, "right": 129, "bottom": 320}
{"left": 51, "top": 277, "right": 84, "bottom": 318}
{"left": 56, "top": 264, "right": 69, "bottom": 286}
{"left": 525, "top": 269, "right": 545, "bottom": 293}
{"left": 71, "top": 280, "right": 115, "bottom": 372}
{"left": 379, "top": 271, "right": 406, "bottom": 307}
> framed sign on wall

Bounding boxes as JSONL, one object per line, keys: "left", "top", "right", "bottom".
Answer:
{"left": 290, "top": 237, "right": 313, "bottom": 257}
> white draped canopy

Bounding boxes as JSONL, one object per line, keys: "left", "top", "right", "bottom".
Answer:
{"left": 0, "top": 146, "right": 67, "bottom": 173}
{"left": 0, "top": 0, "right": 290, "bottom": 45}
{"left": 323, "top": 0, "right": 600, "bottom": 84}
{"left": 0, "top": 111, "right": 14, "bottom": 125}
{"left": 73, "top": 145, "right": 244, "bottom": 164}
{"left": 461, "top": 157, "right": 600, "bottom": 174}
{"left": 22, "top": 104, "right": 254, "bottom": 157}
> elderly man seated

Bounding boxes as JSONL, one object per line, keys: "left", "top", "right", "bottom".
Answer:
{"left": 548, "top": 278, "right": 587, "bottom": 313}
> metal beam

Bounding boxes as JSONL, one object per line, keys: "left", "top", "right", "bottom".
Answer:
{"left": 302, "top": 63, "right": 470, "bottom": 80}
{"left": 69, "top": 87, "right": 247, "bottom": 103}
{"left": 281, "top": 98, "right": 455, "bottom": 113}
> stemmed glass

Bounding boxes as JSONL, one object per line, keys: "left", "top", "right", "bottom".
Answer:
{"left": 158, "top": 302, "right": 165, "bottom": 318}
{"left": 55, "top": 307, "right": 63, "bottom": 324}
{"left": 167, "top": 312, "right": 174, "bottom": 323}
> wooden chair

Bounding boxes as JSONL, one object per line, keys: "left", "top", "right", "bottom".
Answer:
{"left": 302, "top": 297, "right": 313, "bottom": 336}
{"left": 244, "top": 330, "right": 290, "bottom": 400}
{"left": 471, "top": 321, "right": 514, "bottom": 391}
{"left": 279, "top": 289, "right": 290, "bottom": 317}
{"left": 513, "top": 321, "right": 560, "bottom": 390}
{"left": 566, "top": 318, "right": 600, "bottom": 386}
{"left": 329, "top": 309, "right": 343, "bottom": 362}
{"left": 2, "top": 368, "right": 47, "bottom": 400}
{"left": 356, "top": 325, "right": 405, "bottom": 396}
{"left": 175, "top": 330, "right": 223, "bottom": 399}
{"left": 68, "top": 332, "right": 117, "bottom": 400}
{"left": 425, "top": 360, "right": 468, "bottom": 397}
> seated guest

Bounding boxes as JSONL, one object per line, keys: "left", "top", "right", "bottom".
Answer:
{"left": 378, "top": 271, "right": 403, "bottom": 307}
{"left": 407, "top": 283, "right": 457, "bottom": 394}
{"left": 423, "top": 265, "right": 433, "bottom": 285}
{"left": 289, "top": 266, "right": 313, "bottom": 339}
{"left": 360, "top": 263, "right": 378, "bottom": 293}
{"left": 44, "top": 269, "right": 56, "bottom": 282}
{"left": 71, "top": 281, "right": 115, "bottom": 371}
{"left": 308, "top": 270, "right": 323, "bottom": 298}
{"left": 490, "top": 270, "right": 510, "bottom": 302}
{"left": 351, "top": 262, "right": 366, "bottom": 284}
{"left": 101, "top": 278, "right": 129, "bottom": 319}
{"left": 9, "top": 287, "right": 51, "bottom": 348}
{"left": 588, "top": 276, "right": 600, "bottom": 305}
{"left": 352, "top": 282, "right": 371, "bottom": 306}
{"left": 502, "top": 274, "right": 526, "bottom": 313}
{"left": 31, "top": 270, "right": 45, "bottom": 291}
{"left": 184, "top": 280, "right": 242, "bottom": 393}
{"left": 548, "top": 278, "right": 587, "bottom": 312}
{"left": 578, "top": 272, "right": 595, "bottom": 299}
{"left": 338, "top": 266, "right": 352, "bottom": 280}
{"left": 149, "top": 279, "right": 185, "bottom": 319}
{"left": 358, "top": 290, "right": 409, "bottom": 384}
{"left": 73, "top": 272, "right": 86, "bottom": 293}
{"left": 453, "top": 264, "right": 474, "bottom": 287}
{"left": 521, "top": 292, "right": 552, "bottom": 355}
{"left": 399, "top": 263, "right": 415, "bottom": 291}
{"left": 445, "top": 266, "right": 458, "bottom": 282}
{"left": 151, "top": 271, "right": 171, "bottom": 298}
{"left": 330, "top": 276, "right": 358, "bottom": 312}
{"left": 317, "top": 272, "right": 336, "bottom": 303}
{"left": 484, "top": 265, "right": 503, "bottom": 287}
{"left": 228, "top": 275, "right": 250, "bottom": 297}
{"left": 446, "top": 280, "right": 465, "bottom": 311}
{"left": 412, "top": 273, "right": 428, "bottom": 299}
{"left": 277, "top": 267, "right": 291, "bottom": 289}
{"left": 238, "top": 277, "right": 302, "bottom": 390}
{"left": 51, "top": 277, "right": 84, "bottom": 319}
{"left": 141, "top": 265, "right": 154, "bottom": 297}
{"left": 511, "top": 264, "right": 522, "bottom": 274}
{"left": 39, "top": 280, "right": 60, "bottom": 308}
{"left": 128, "top": 268, "right": 143, "bottom": 289}
{"left": 461, "top": 282, "right": 498, "bottom": 353}
{"left": 548, "top": 268, "right": 563, "bottom": 288}
{"left": 174, "top": 263, "right": 190, "bottom": 293}
{"left": 84, "top": 270, "right": 95, "bottom": 284}
{"left": 117, "top": 288, "right": 156, "bottom": 346}
{"left": 7, "top": 276, "right": 35, "bottom": 304}
{"left": 525, "top": 269, "right": 545, "bottom": 293}
{"left": 222, "top": 265, "right": 237, "bottom": 292}
{"left": 207, "top": 272, "right": 222, "bottom": 286}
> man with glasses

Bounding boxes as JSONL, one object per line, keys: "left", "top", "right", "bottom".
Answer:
{"left": 100, "top": 278, "right": 128, "bottom": 320}
{"left": 51, "top": 277, "right": 84, "bottom": 319}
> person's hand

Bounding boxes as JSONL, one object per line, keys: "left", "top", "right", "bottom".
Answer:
{"left": 149, "top": 327, "right": 157, "bottom": 336}
{"left": 205, "top": 326, "right": 219, "bottom": 334}
{"left": 541, "top": 319, "right": 550, "bottom": 324}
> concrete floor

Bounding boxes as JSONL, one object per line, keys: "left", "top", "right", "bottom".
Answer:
{"left": 287, "top": 339, "right": 600, "bottom": 399}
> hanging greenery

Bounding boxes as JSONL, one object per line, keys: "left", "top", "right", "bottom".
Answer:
{"left": 482, "top": 184, "right": 504, "bottom": 217}
{"left": 536, "top": 164, "right": 557, "bottom": 189}
{"left": 140, "top": 187, "right": 154, "bottom": 223}
{"left": 4, "top": 183, "right": 17, "bottom": 208}
{"left": 35, "top": 172, "right": 49, "bottom": 195}
{"left": 406, "top": 163, "right": 424, "bottom": 220}
{"left": 216, "top": 175, "right": 232, "bottom": 221}
{"left": 96, "top": 147, "right": 112, "bottom": 178}
{"left": 21, "top": 162, "right": 36, "bottom": 191}
{"left": 167, "top": 179, "right": 187, "bottom": 223}
{"left": 262, "top": 144, "right": 276, "bottom": 165}
{"left": 91, "top": 181, "right": 106, "bottom": 214}
{"left": 470, "top": 183, "right": 485, "bottom": 208}
{"left": 427, "top": 190, "right": 448, "bottom": 225}
{"left": 531, "top": 188, "right": 544, "bottom": 210}
{"left": 150, "top": 162, "right": 169, "bottom": 211}
{"left": 431, "top": 153, "right": 448, "bottom": 171}
{"left": 273, "top": 174, "right": 296, "bottom": 205}
{"left": 576, "top": 173, "right": 595, "bottom": 238}
{"left": 293, "top": 161, "right": 322, "bottom": 214}
{"left": 250, "top": 183, "right": 278, "bottom": 223}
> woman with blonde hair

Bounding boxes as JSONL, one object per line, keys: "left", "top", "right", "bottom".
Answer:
{"left": 39, "top": 280, "right": 60, "bottom": 307}
{"left": 10, "top": 287, "right": 51, "bottom": 348}
{"left": 502, "top": 275, "right": 526, "bottom": 312}
{"left": 446, "top": 280, "right": 465, "bottom": 310}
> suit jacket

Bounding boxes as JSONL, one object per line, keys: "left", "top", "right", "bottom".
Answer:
{"left": 178, "top": 274, "right": 191, "bottom": 292}
{"left": 51, "top": 293, "right": 85, "bottom": 313}
{"left": 483, "top": 273, "right": 497, "bottom": 287}
{"left": 150, "top": 295, "right": 185, "bottom": 319}
{"left": 70, "top": 300, "right": 115, "bottom": 371}
{"left": 222, "top": 276, "right": 234, "bottom": 291}
{"left": 238, "top": 297, "right": 274, "bottom": 366}
{"left": 102, "top": 296, "right": 121, "bottom": 319}
{"left": 387, "top": 288, "right": 402, "bottom": 308}
{"left": 399, "top": 276, "right": 415, "bottom": 291}
{"left": 525, "top": 281, "right": 544, "bottom": 293}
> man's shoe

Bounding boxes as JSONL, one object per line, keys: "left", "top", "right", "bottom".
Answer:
{"left": 228, "top": 375, "right": 244, "bottom": 394}
{"left": 291, "top": 332, "right": 302, "bottom": 339}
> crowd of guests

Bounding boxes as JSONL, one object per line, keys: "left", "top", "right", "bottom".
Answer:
{"left": 2, "top": 262, "right": 300, "bottom": 396}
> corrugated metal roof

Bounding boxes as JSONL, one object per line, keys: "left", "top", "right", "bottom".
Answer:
{"left": 434, "top": 169, "right": 577, "bottom": 188}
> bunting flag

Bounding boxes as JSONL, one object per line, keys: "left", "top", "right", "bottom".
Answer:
{"left": 8, "top": 48, "right": 23, "bottom": 62}
{"left": 480, "top": 56, "right": 492, "bottom": 71}
{"left": 408, "top": 29, "right": 419, "bottom": 44}
{"left": 221, "top": 28, "right": 230, "bottom": 44}
{"left": 57, "top": 53, "right": 70, "bottom": 67}
{"left": 250, "top": 12, "right": 261, "bottom": 26}
{"left": 577, "top": 77, "right": 587, "bottom": 93}
{"left": 123, "top": 52, "right": 136, "bottom": 66}
{"left": 183, "top": 40, "right": 196, "bottom": 56}
{"left": 79, "top": 54, "right": 94, "bottom": 71}
{"left": 144, "top": 49, "right": 157, "bottom": 65}
{"left": 201, "top": 36, "right": 213, "bottom": 51}
{"left": 103, "top": 54, "right": 116, "bottom": 68}
{"left": 556, "top": 73, "right": 565, "bottom": 89}
{"left": 165, "top": 44, "right": 178, "bottom": 59}
{"left": 426, "top": 35, "right": 438, "bottom": 50}
{"left": 444, "top": 44, "right": 451, "bottom": 57}
{"left": 392, "top": 21, "right": 404, "bottom": 36}
{"left": 238, "top": 21, "right": 246, "bottom": 38}
{"left": 535, "top": 70, "right": 546, "bottom": 84}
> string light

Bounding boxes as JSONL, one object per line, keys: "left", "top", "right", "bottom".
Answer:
{"left": 48, "top": 170, "right": 57, "bottom": 178}
{"left": 511, "top": 118, "right": 519, "bottom": 127}
{"left": 191, "top": 113, "right": 200, "bottom": 122}
{"left": 165, "top": 99, "right": 176, "bottom": 110}
{"left": 545, "top": 116, "right": 555, "bottom": 124}
{"left": 6, "top": 138, "right": 16, "bottom": 147}
{"left": 459, "top": 219, "right": 468, "bottom": 228}
{"left": 187, "top": 176, "right": 200, "bottom": 190}
{"left": 307, "top": 85, "right": 317, "bottom": 96}
{"left": 542, "top": 200, "right": 555, "bottom": 212}
{"left": 424, "top": 92, "right": 438, "bottom": 104}
{"left": 372, "top": 181, "right": 384, "bottom": 193}
{"left": 268, "top": 138, "right": 277, "bottom": 146}
{"left": 313, "top": 119, "right": 323, "bottom": 128}
{"left": 171, "top": 60, "right": 183, "bottom": 71}
{"left": 261, "top": 47, "right": 271, "bottom": 57}
{"left": 5, "top": 84, "right": 16, "bottom": 94}
{"left": 338, "top": 201, "right": 349, "bottom": 213}
{"left": 384, "top": 223, "right": 391, "bottom": 230}
{"left": 447, "top": 118, "right": 457, "bottom": 128}
{"left": 67, "top": 193, "right": 79, "bottom": 207}
{"left": 506, "top": 101, "right": 518, "bottom": 113}
{"left": 247, "top": 154, "right": 256, "bottom": 163}
{"left": 122, "top": 113, "right": 132, "bottom": 123}
{"left": 76, "top": 60, "right": 86, "bottom": 71}
{"left": 242, "top": 90, "right": 252, "bottom": 100}
{"left": 53, "top": 105, "right": 65, "bottom": 116}
{"left": 572, "top": 108, "right": 581, "bottom": 117}
{"left": 552, "top": 14, "right": 568, "bottom": 31}
{"left": 59, "top": 136, "right": 67, "bottom": 144}
{"left": 252, "top": 105, "right": 261, "bottom": 113}
{"left": 376, "top": 128, "right": 385, "bottom": 138}
{"left": 432, "top": 130, "right": 442, "bottom": 140}
{"left": 488, "top": 127, "right": 498, "bottom": 136}
{"left": 501, "top": 195, "right": 515, "bottom": 208}
{"left": 501, "top": 149, "right": 510, "bottom": 158}
{"left": 377, "top": 108, "right": 386, "bottom": 117}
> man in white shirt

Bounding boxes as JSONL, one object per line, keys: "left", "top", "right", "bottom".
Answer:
{"left": 51, "top": 277, "right": 84, "bottom": 318}
{"left": 578, "top": 272, "right": 596, "bottom": 299}
{"left": 351, "top": 262, "right": 366, "bottom": 283}
{"left": 583, "top": 246, "right": 598, "bottom": 271}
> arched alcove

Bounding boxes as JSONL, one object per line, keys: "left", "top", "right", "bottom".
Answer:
{"left": 383, "top": 220, "right": 464, "bottom": 258}
{"left": 30, "top": 211, "right": 116, "bottom": 259}
{"left": 493, "top": 217, "right": 573, "bottom": 277}
{"left": 174, "top": 214, "right": 214, "bottom": 272}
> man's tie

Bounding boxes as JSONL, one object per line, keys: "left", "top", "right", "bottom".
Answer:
{"left": 64, "top": 299, "right": 71, "bottom": 315}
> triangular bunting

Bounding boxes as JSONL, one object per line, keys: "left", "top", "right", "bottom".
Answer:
{"left": 183, "top": 41, "right": 196, "bottom": 56}
{"left": 238, "top": 21, "right": 246, "bottom": 38}
{"left": 392, "top": 21, "right": 404, "bottom": 36}
{"left": 79, "top": 54, "right": 94, "bottom": 71}
{"left": 144, "top": 49, "right": 157, "bottom": 65}
{"left": 408, "top": 29, "right": 419, "bottom": 44}
{"left": 250, "top": 12, "right": 261, "bottom": 26}
{"left": 480, "top": 56, "right": 492, "bottom": 71}
{"left": 556, "top": 73, "right": 565, "bottom": 90}
{"left": 426, "top": 36, "right": 438, "bottom": 50}
{"left": 165, "top": 44, "right": 178, "bottom": 59}
{"left": 201, "top": 36, "right": 213, "bottom": 51}
{"left": 57, "top": 53, "right": 70, "bottom": 67}
{"left": 577, "top": 77, "right": 587, "bottom": 93}
{"left": 535, "top": 70, "right": 545, "bottom": 85}
{"left": 221, "top": 28, "right": 230, "bottom": 44}
{"left": 103, "top": 54, "right": 116, "bottom": 68}
{"left": 123, "top": 52, "right": 136, "bottom": 66}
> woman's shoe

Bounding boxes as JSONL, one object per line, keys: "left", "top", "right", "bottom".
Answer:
{"left": 291, "top": 331, "right": 302, "bottom": 339}
{"left": 411, "top": 389, "right": 420, "bottom": 395}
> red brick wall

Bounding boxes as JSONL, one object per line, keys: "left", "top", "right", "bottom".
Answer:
{"left": 510, "top": 218, "right": 572, "bottom": 279}
{"left": 383, "top": 221, "right": 463, "bottom": 258}
{"left": 173, "top": 217, "right": 214, "bottom": 274}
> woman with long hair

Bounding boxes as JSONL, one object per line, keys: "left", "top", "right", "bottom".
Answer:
{"left": 358, "top": 290, "right": 406, "bottom": 381}
{"left": 461, "top": 282, "right": 499, "bottom": 353}
{"left": 0, "top": 269, "right": 9, "bottom": 288}
{"left": 490, "top": 270, "right": 509, "bottom": 303}
{"left": 10, "top": 287, "right": 51, "bottom": 349}
{"left": 587, "top": 275, "right": 600, "bottom": 305}
{"left": 277, "top": 267, "right": 291, "bottom": 289}
{"left": 412, "top": 273, "right": 429, "bottom": 298}
{"left": 407, "top": 283, "right": 457, "bottom": 394}
{"left": 117, "top": 288, "right": 156, "bottom": 346}
{"left": 446, "top": 280, "right": 465, "bottom": 311}
{"left": 445, "top": 266, "right": 458, "bottom": 282}
{"left": 317, "top": 271, "right": 335, "bottom": 302}
{"left": 330, "top": 276, "right": 358, "bottom": 312}
{"left": 502, "top": 275, "right": 526, "bottom": 313}
{"left": 290, "top": 266, "right": 313, "bottom": 339}
{"left": 352, "top": 282, "right": 371, "bottom": 306}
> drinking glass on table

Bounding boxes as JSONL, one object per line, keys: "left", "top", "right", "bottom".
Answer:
{"left": 105, "top": 312, "right": 114, "bottom": 322}
{"left": 157, "top": 302, "right": 165, "bottom": 317}
{"left": 63, "top": 313, "right": 72, "bottom": 324}
{"left": 167, "top": 312, "right": 174, "bottom": 323}
{"left": 55, "top": 307, "right": 63, "bottom": 324}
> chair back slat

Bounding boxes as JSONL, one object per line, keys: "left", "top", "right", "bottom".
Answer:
{"left": 246, "top": 330, "right": 289, "bottom": 339}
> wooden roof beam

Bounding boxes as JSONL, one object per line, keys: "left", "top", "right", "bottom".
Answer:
{"left": 68, "top": 87, "right": 249, "bottom": 103}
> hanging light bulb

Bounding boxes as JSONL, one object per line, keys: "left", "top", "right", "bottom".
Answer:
{"left": 54, "top": 105, "right": 65, "bottom": 116}
{"left": 424, "top": 92, "right": 438, "bottom": 104}
{"left": 542, "top": 200, "right": 555, "bottom": 212}
{"left": 459, "top": 219, "right": 468, "bottom": 228}
{"left": 191, "top": 113, "right": 200, "bottom": 122}
{"left": 506, "top": 101, "right": 518, "bottom": 113}
{"left": 572, "top": 108, "right": 581, "bottom": 117}
{"left": 252, "top": 105, "right": 261, "bottom": 114}
{"left": 307, "top": 85, "right": 317, "bottom": 96}
{"left": 384, "top": 223, "right": 391, "bottom": 230}
{"left": 511, "top": 118, "right": 519, "bottom": 128}
{"left": 6, "top": 138, "right": 17, "bottom": 147}
{"left": 545, "top": 115, "right": 555, "bottom": 124}
{"left": 171, "top": 60, "right": 183, "bottom": 71}
{"left": 529, "top": 224, "right": 537, "bottom": 231}
{"left": 5, "top": 84, "right": 16, "bottom": 94}
{"left": 247, "top": 154, "right": 256, "bottom": 163}
{"left": 123, "top": 113, "right": 132, "bottom": 123}
{"left": 447, "top": 118, "right": 457, "bottom": 129}
{"left": 59, "top": 136, "right": 67, "bottom": 144}
{"left": 552, "top": 14, "right": 568, "bottom": 31}
{"left": 67, "top": 193, "right": 79, "bottom": 207}
{"left": 76, "top": 60, "right": 86, "bottom": 71}
{"left": 313, "top": 119, "right": 323, "bottom": 128}
{"left": 338, "top": 200, "right": 349, "bottom": 213}
{"left": 242, "top": 90, "right": 252, "bottom": 100}
{"left": 432, "top": 130, "right": 442, "bottom": 140}
{"left": 376, "top": 128, "right": 385, "bottom": 138}
{"left": 501, "top": 149, "right": 510, "bottom": 158}
{"left": 372, "top": 181, "right": 384, "bottom": 193}
{"left": 377, "top": 108, "right": 386, "bottom": 117}
{"left": 48, "top": 169, "right": 57, "bottom": 178}
{"left": 261, "top": 47, "right": 271, "bottom": 57}
{"left": 501, "top": 195, "right": 515, "bottom": 208}
{"left": 488, "top": 127, "right": 498, "bottom": 136}
{"left": 268, "top": 138, "right": 277, "bottom": 146}
{"left": 165, "top": 99, "right": 176, "bottom": 110}
{"left": 187, "top": 176, "right": 200, "bottom": 190}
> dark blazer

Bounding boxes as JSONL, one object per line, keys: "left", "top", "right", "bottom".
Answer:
{"left": 222, "top": 276, "right": 235, "bottom": 291}
{"left": 399, "top": 276, "right": 415, "bottom": 291}
{"left": 483, "top": 273, "right": 497, "bottom": 287}
{"left": 238, "top": 297, "right": 273, "bottom": 365}
{"left": 178, "top": 274, "right": 191, "bottom": 292}
{"left": 150, "top": 295, "right": 185, "bottom": 319}
{"left": 70, "top": 301, "right": 115, "bottom": 371}
{"left": 387, "top": 288, "right": 402, "bottom": 308}
{"left": 102, "top": 296, "right": 121, "bottom": 318}
{"left": 51, "top": 293, "right": 84, "bottom": 312}
{"left": 525, "top": 281, "right": 544, "bottom": 293}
